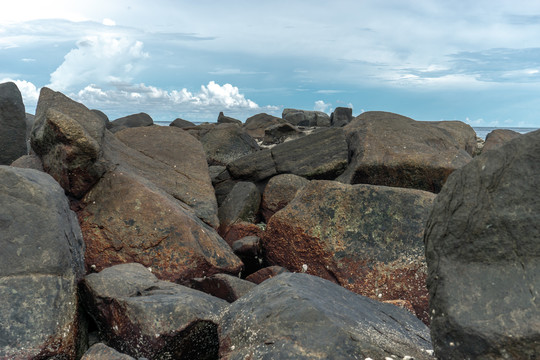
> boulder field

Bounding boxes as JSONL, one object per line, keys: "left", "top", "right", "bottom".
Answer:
{"left": 1, "top": 81, "right": 537, "bottom": 359}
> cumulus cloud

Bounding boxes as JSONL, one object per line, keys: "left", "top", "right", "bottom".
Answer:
{"left": 314, "top": 100, "right": 331, "bottom": 113}
{"left": 0, "top": 78, "right": 40, "bottom": 109}
{"left": 48, "top": 35, "right": 149, "bottom": 92}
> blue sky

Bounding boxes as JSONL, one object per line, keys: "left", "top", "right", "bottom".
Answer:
{"left": 1, "top": 0, "right": 540, "bottom": 127}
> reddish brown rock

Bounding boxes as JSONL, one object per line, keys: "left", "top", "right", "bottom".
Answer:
{"left": 482, "top": 128, "right": 521, "bottom": 152}
{"left": 189, "top": 273, "right": 256, "bottom": 302}
{"left": 261, "top": 173, "right": 309, "bottom": 221}
{"left": 384, "top": 300, "right": 416, "bottom": 315}
{"left": 338, "top": 111, "right": 472, "bottom": 193}
{"left": 245, "top": 266, "right": 289, "bottom": 284}
{"left": 262, "top": 180, "right": 435, "bottom": 324}
{"left": 78, "top": 169, "right": 243, "bottom": 282}
{"left": 221, "top": 222, "right": 264, "bottom": 247}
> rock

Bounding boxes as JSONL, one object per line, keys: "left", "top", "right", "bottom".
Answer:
{"left": 25, "top": 113, "right": 35, "bottom": 154}
{"left": 243, "top": 113, "right": 286, "bottom": 139}
{"left": 189, "top": 273, "right": 256, "bottom": 302}
{"left": 114, "top": 125, "right": 219, "bottom": 227}
{"left": 81, "top": 343, "right": 135, "bottom": 360}
{"left": 245, "top": 266, "right": 289, "bottom": 284}
{"left": 228, "top": 128, "right": 348, "bottom": 182}
{"left": 30, "top": 87, "right": 108, "bottom": 198}
{"left": 91, "top": 109, "right": 109, "bottom": 124}
{"left": 219, "top": 273, "right": 434, "bottom": 359}
{"left": 426, "top": 120, "right": 478, "bottom": 156}
{"left": 261, "top": 173, "right": 310, "bottom": 221}
{"left": 282, "top": 108, "right": 331, "bottom": 127}
{"left": 185, "top": 123, "right": 217, "bottom": 140}
{"left": 169, "top": 117, "right": 195, "bottom": 128}
{"left": 199, "top": 123, "right": 260, "bottom": 165}
{"left": 330, "top": 106, "right": 352, "bottom": 127}
{"left": 232, "top": 236, "right": 264, "bottom": 276}
{"left": 218, "top": 111, "right": 242, "bottom": 125}
{"left": 262, "top": 122, "right": 304, "bottom": 146}
{"left": 263, "top": 180, "right": 435, "bottom": 323}
{"left": 338, "top": 111, "right": 472, "bottom": 193}
{"left": 81, "top": 263, "right": 227, "bottom": 359}
{"left": 218, "top": 181, "right": 261, "bottom": 235}
{"left": 482, "top": 128, "right": 521, "bottom": 152}
{"left": 78, "top": 168, "right": 243, "bottom": 282}
{"left": 109, "top": 112, "right": 153, "bottom": 132}
{"left": 0, "top": 166, "right": 85, "bottom": 358}
{"left": 424, "top": 129, "right": 540, "bottom": 359}
{"left": 0, "top": 82, "right": 27, "bottom": 165}
{"left": 10, "top": 154, "right": 44, "bottom": 171}
{"left": 221, "top": 222, "right": 264, "bottom": 248}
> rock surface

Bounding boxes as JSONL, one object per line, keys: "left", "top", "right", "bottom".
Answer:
{"left": 199, "top": 123, "right": 259, "bottom": 165}
{"left": 330, "top": 106, "right": 352, "bottom": 127}
{"left": 0, "top": 82, "right": 27, "bottom": 165}
{"left": 169, "top": 117, "right": 195, "bottom": 128}
{"left": 243, "top": 113, "right": 286, "bottom": 139}
{"left": 482, "top": 128, "right": 521, "bottom": 152}
{"left": 81, "top": 343, "right": 135, "bottom": 360}
{"left": 81, "top": 263, "right": 227, "bottom": 359}
{"left": 218, "top": 111, "right": 242, "bottom": 125}
{"left": 0, "top": 166, "right": 85, "bottom": 358}
{"left": 219, "top": 272, "right": 434, "bottom": 359}
{"left": 109, "top": 112, "right": 153, "bottom": 132}
{"left": 218, "top": 181, "right": 261, "bottom": 234}
{"left": 426, "top": 120, "right": 478, "bottom": 156}
{"left": 263, "top": 180, "right": 435, "bottom": 323}
{"left": 425, "top": 129, "right": 540, "bottom": 359}
{"left": 189, "top": 273, "right": 256, "bottom": 302}
{"left": 261, "top": 173, "right": 310, "bottom": 221}
{"left": 282, "top": 108, "right": 330, "bottom": 127}
{"left": 338, "top": 111, "right": 472, "bottom": 193}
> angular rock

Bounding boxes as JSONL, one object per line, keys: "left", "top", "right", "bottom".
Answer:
{"left": 0, "top": 82, "right": 27, "bottom": 165}
{"left": 338, "top": 111, "right": 472, "bottom": 193}
{"left": 30, "top": 87, "right": 108, "bottom": 198}
{"left": 221, "top": 222, "right": 264, "bottom": 248}
{"left": 218, "top": 111, "right": 242, "bottom": 125}
{"left": 261, "top": 173, "right": 310, "bottom": 221}
{"left": 10, "top": 154, "right": 44, "bottom": 171}
{"left": 426, "top": 120, "right": 478, "bottom": 156}
{"left": 219, "top": 273, "right": 434, "bottom": 359}
{"left": 169, "top": 117, "right": 195, "bottom": 128}
{"left": 226, "top": 148, "right": 276, "bottom": 182}
{"left": 482, "top": 128, "right": 521, "bottom": 152}
{"left": 218, "top": 181, "right": 261, "bottom": 234}
{"left": 424, "top": 129, "right": 540, "bottom": 359}
{"left": 109, "top": 112, "right": 153, "bottom": 132}
{"left": 330, "top": 106, "right": 352, "bottom": 127}
{"left": 245, "top": 265, "right": 289, "bottom": 284}
{"left": 81, "top": 263, "right": 227, "bottom": 359}
{"left": 0, "top": 166, "right": 85, "bottom": 359}
{"left": 282, "top": 108, "right": 330, "bottom": 127}
{"left": 81, "top": 343, "right": 135, "bottom": 360}
{"left": 91, "top": 109, "right": 109, "bottom": 124}
{"left": 189, "top": 273, "right": 256, "bottom": 302}
{"left": 262, "top": 122, "right": 304, "bottom": 146}
{"left": 78, "top": 168, "right": 243, "bottom": 282}
{"left": 243, "top": 113, "right": 286, "bottom": 139}
{"left": 114, "top": 125, "right": 219, "bottom": 227}
{"left": 263, "top": 180, "right": 435, "bottom": 323}
{"left": 199, "top": 123, "right": 260, "bottom": 165}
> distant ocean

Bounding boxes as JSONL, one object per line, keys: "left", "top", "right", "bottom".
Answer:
{"left": 155, "top": 121, "right": 538, "bottom": 140}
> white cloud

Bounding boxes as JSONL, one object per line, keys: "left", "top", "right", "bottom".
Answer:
{"left": 102, "top": 18, "right": 116, "bottom": 26}
{"left": 314, "top": 100, "right": 331, "bottom": 113}
{"left": 0, "top": 78, "right": 39, "bottom": 110}
{"left": 48, "top": 35, "right": 149, "bottom": 92}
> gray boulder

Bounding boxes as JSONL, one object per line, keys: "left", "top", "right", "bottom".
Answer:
{"left": 81, "top": 263, "right": 227, "bottom": 359}
{"left": 199, "top": 123, "right": 260, "bottom": 166}
{"left": 189, "top": 273, "right": 256, "bottom": 302}
{"left": 109, "top": 112, "right": 153, "bottom": 132}
{"left": 282, "top": 108, "right": 330, "bottom": 127}
{"left": 243, "top": 113, "right": 286, "bottom": 139}
{"left": 425, "top": 129, "right": 540, "bottom": 359}
{"left": 0, "top": 166, "right": 85, "bottom": 358}
{"left": 0, "top": 82, "right": 27, "bottom": 165}
{"left": 261, "top": 173, "right": 309, "bottom": 221}
{"left": 218, "top": 111, "right": 242, "bottom": 125}
{"left": 262, "top": 122, "right": 304, "bottom": 146}
{"left": 218, "top": 181, "right": 261, "bottom": 233}
{"left": 169, "top": 117, "right": 195, "bottom": 128}
{"left": 219, "top": 272, "right": 434, "bottom": 359}
{"left": 330, "top": 107, "right": 352, "bottom": 127}
{"left": 482, "top": 128, "right": 521, "bottom": 153}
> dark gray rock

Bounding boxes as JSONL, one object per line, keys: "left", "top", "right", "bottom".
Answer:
{"left": 109, "top": 112, "right": 153, "bottom": 132}
{"left": 232, "top": 236, "right": 264, "bottom": 276}
{"left": 243, "top": 113, "right": 286, "bottom": 139}
{"left": 169, "top": 117, "right": 195, "bottom": 128}
{"left": 282, "top": 108, "right": 330, "bottom": 127}
{"left": 218, "top": 181, "right": 261, "bottom": 233}
{"left": 10, "top": 154, "right": 44, "bottom": 171}
{"left": 424, "top": 120, "right": 478, "bottom": 156}
{"left": 91, "top": 109, "right": 109, "bottom": 124}
{"left": 0, "top": 166, "right": 85, "bottom": 358}
{"left": 482, "top": 128, "right": 521, "bottom": 153}
{"left": 227, "top": 148, "right": 276, "bottom": 182}
{"left": 330, "top": 107, "right": 352, "bottom": 127}
{"left": 81, "top": 343, "right": 135, "bottom": 360}
{"left": 81, "top": 263, "right": 228, "bottom": 359}
{"left": 189, "top": 273, "right": 256, "bottom": 302}
{"left": 425, "top": 129, "right": 540, "bottom": 359}
{"left": 0, "top": 82, "right": 27, "bottom": 165}
{"left": 261, "top": 173, "right": 309, "bottom": 222}
{"left": 218, "top": 111, "right": 242, "bottom": 125}
{"left": 200, "top": 123, "right": 260, "bottom": 166}
{"left": 262, "top": 122, "right": 304, "bottom": 145}
{"left": 219, "top": 273, "right": 434, "bottom": 359}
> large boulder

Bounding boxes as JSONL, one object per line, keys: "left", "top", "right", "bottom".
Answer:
{"left": 482, "top": 128, "right": 521, "bottom": 153}
{"left": 169, "top": 117, "right": 195, "bottom": 128}
{"left": 330, "top": 107, "right": 352, "bottom": 127}
{"left": 78, "top": 168, "right": 243, "bottom": 282}
{"left": 425, "top": 120, "right": 478, "bottom": 156}
{"left": 217, "top": 111, "right": 242, "bottom": 125}
{"left": 228, "top": 128, "right": 348, "bottom": 182}
{"left": 261, "top": 173, "right": 310, "bottom": 222}
{"left": 243, "top": 113, "right": 286, "bottom": 139}
{"left": 81, "top": 263, "right": 227, "bottom": 359}
{"left": 0, "top": 82, "right": 27, "bottom": 165}
{"left": 219, "top": 272, "right": 434, "bottom": 359}
{"left": 282, "top": 108, "right": 330, "bottom": 127}
{"left": 114, "top": 126, "right": 219, "bottom": 227}
{"left": 218, "top": 181, "right": 261, "bottom": 235}
{"left": 108, "top": 112, "right": 153, "bottom": 133}
{"left": 0, "top": 166, "right": 85, "bottom": 358}
{"left": 424, "top": 129, "right": 540, "bottom": 359}
{"left": 198, "top": 123, "right": 260, "bottom": 165}
{"left": 30, "top": 87, "right": 108, "bottom": 198}
{"left": 263, "top": 180, "right": 435, "bottom": 323}
{"left": 262, "top": 122, "right": 304, "bottom": 146}
{"left": 338, "top": 111, "right": 472, "bottom": 193}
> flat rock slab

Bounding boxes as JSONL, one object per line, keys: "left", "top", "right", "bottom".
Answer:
{"left": 425, "top": 129, "right": 540, "bottom": 359}
{"left": 219, "top": 272, "right": 434, "bottom": 359}
{"left": 81, "top": 263, "right": 228, "bottom": 359}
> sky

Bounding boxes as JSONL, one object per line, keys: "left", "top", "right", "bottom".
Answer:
{"left": 1, "top": 1, "right": 540, "bottom": 127}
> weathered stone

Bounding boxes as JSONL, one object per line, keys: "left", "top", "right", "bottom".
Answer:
{"left": 226, "top": 148, "right": 276, "bottom": 181}
{"left": 219, "top": 273, "right": 434, "bottom": 359}
{"left": 232, "top": 236, "right": 264, "bottom": 276}
{"left": 482, "top": 128, "right": 521, "bottom": 152}
{"left": 218, "top": 111, "right": 242, "bottom": 125}
{"left": 114, "top": 126, "right": 219, "bottom": 227}
{"left": 91, "top": 109, "right": 109, "bottom": 124}
{"left": 81, "top": 343, "right": 135, "bottom": 360}
{"left": 199, "top": 123, "right": 260, "bottom": 166}
{"left": 30, "top": 87, "right": 108, "bottom": 198}
{"left": 338, "top": 111, "right": 472, "bottom": 193}
{"left": 245, "top": 266, "right": 289, "bottom": 284}
{"left": 10, "top": 154, "right": 44, "bottom": 171}
{"left": 243, "top": 113, "right": 286, "bottom": 139}
{"left": 261, "top": 173, "right": 310, "bottom": 221}
{"left": 109, "top": 112, "right": 153, "bottom": 132}
{"left": 426, "top": 120, "right": 478, "bottom": 156}
{"left": 0, "top": 166, "right": 85, "bottom": 358}
{"left": 218, "top": 181, "right": 261, "bottom": 235}
{"left": 78, "top": 169, "right": 243, "bottom": 282}
{"left": 169, "top": 117, "right": 195, "bottom": 128}
{"left": 282, "top": 108, "right": 330, "bottom": 127}
{"left": 0, "top": 82, "right": 27, "bottom": 165}
{"left": 221, "top": 222, "right": 264, "bottom": 248}
{"left": 262, "top": 122, "right": 304, "bottom": 145}
{"left": 189, "top": 273, "right": 256, "bottom": 302}
{"left": 81, "top": 263, "right": 227, "bottom": 359}
{"left": 330, "top": 106, "right": 352, "bottom": 127}
{"left": 425, "top": 129, "right": 540, "bottom": 359}
{"left": 263, "top": 180, "right": 435, "bottom": 323}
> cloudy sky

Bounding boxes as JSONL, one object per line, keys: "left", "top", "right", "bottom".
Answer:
{"left": 1, "top": 0, "right": 540, "bottom": 127}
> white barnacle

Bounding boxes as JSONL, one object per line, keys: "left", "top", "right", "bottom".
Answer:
{"left": 301, "top": 264, "right": 308, "bottom": 273}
